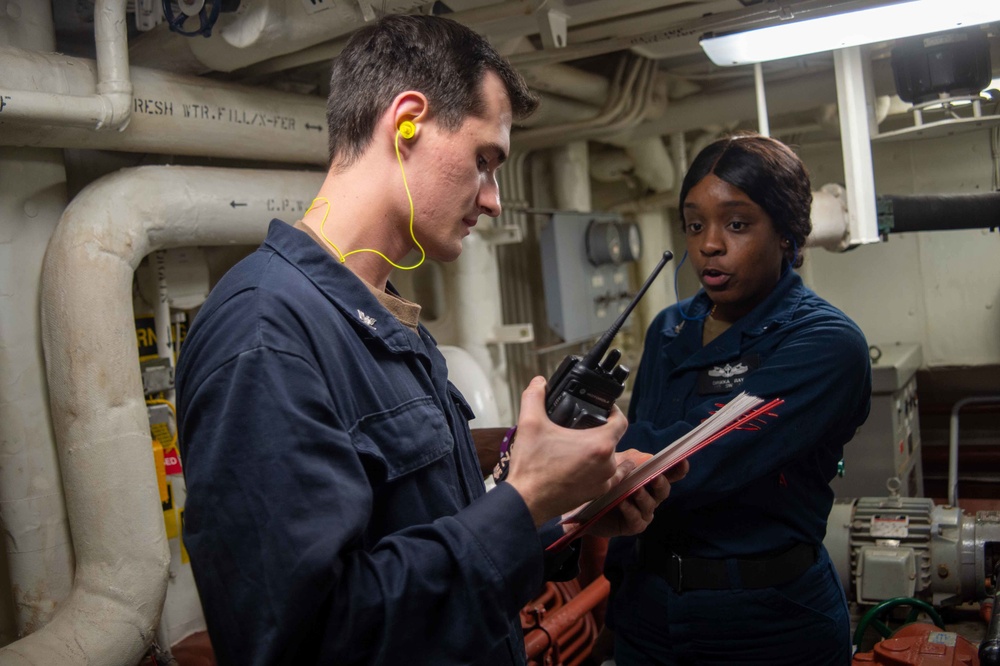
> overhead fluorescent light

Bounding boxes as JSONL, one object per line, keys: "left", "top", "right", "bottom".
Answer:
{"left": 700, "top": 0, "right": 1000, "bottom": 67}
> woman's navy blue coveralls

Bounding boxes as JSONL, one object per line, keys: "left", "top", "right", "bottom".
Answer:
{"left": 605, "top": 268, "right": 872, "bottom": 665}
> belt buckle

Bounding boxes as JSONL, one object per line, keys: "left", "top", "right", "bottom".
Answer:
{"left": 670, "top": 551, "right": 683, "bottom": 593}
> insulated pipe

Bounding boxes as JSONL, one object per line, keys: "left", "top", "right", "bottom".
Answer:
{"left": 624, "top": 138, "right": 675, "bottom": 193}
{"left": 518, "top": 93, "right": 599, "bottom": 130}
{"left": 179, "top": 0, "right": 435, "bottom": 74}
{"left": 670, "top": 132, "right": 688, "bottom": 182}
{"left": 520, "top": 64, "right": 610, "bottom": 107}
{"left": 613, "top": 74, "right": 837, "bottom": 143}
{"left": 453, "top": 232, "right": 515, "bottom": 425}
{"left": 0, "top": 166, "right": 322, "bottom": 665}
{"left": 514, "top": 56, "right": 655, "bottom": 151}
{"left": 634, "top": 209, "right": 676, "bottom": 329}
{"left": 551, "top": 142, "right": 592, "bottom": 212}
{"left": 0, "top": 0, "right": 75, "bottom": 640}
{"left": 220, "top": 0, "right": 692, "bottom": 79}
{"left": 0, "top": 149, "right": 75, "bottom": 639}
{"left": 809, "top": 184, "right": 851, "bottom": 252}
{"left": 0, "top": 49, "right": 328, "bottom": 165}
{"left": 879, "top": 193, "right": 1000, "bottom": 233}
{"left": 0, "top": 0, "right": 130, "bottom": 130}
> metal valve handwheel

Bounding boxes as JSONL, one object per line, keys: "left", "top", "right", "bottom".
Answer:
{"left": 161, "top": 0, "right": 222, "bottom": 37}
{"left": 852, "top": 597, "right": 947, "bottom": 647}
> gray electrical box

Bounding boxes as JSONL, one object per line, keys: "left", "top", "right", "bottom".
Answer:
{"left": 539, "top": 212, "right": 637, "bottom": 343}
{"left": 831, "top": 342, "right": 924, "bottom": 498}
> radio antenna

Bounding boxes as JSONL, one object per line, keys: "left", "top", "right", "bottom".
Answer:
{"left": 580, "top": 250, "right": 673, "bottom": 369}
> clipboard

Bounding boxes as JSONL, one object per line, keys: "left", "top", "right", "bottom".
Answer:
{"left": 546, "top": 392, "right": 785, "bottom": 553}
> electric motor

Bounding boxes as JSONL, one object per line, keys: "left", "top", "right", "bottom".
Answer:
{"left": 825, "top": 496, "right": 1000, "bottom": 607}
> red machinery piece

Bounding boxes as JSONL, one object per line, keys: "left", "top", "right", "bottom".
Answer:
{"left": 521, "top": 577, "right": 609, "bottom": 666}
{"left": 852, "top": 623, "right": 980, "bottom": 665}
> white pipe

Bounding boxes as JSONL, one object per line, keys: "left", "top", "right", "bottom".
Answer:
{"left": 514, "top": 62, "right": 639, "bottom": 146}
{"left": 589, "top": 148, "right": 634, "bottom": 184}
{"left": 670, "top": 132, "right": 688, "bottom": 182}
{"left": 520, "top": 64, "right": 610, "bottom": 107}
{"left": 624, "top": 138, "right": 675, "bottom": 193}
{"left": 0, "top": 0, "right": 56, "bottom": 50}
{"left": 93, "top": 0, "right": 131, "bottom": 129}
{"left": 614, "top": 74, "right": 836, "bottom": 143}
{"left": 153, "top": 252, "right": 173, "bottom": 365}
{"left": 634, "top": 210, "right": 676, "bottom": 331}
{"left": 0, "top": 49, "right": 328, "bottom": 165}
{"left": 453, "top": 232, "right": 514, "bottom": 425}
{"left": 689, "top": 130, "right": 724, "bottom": 164}
{"left": 0, "top": 1, "right": 74, "bottom": 640}
{"left": 0, "top": 0, "right": 130, "bottom": 130}
{"left": 153, "top": 250, "right": 177, "bottom": 405}
{"left": 515, "top": 56, "right": 655, "bottom": 151}
{"left": 519, "top": 93, "right": 600, "bottom": 129}
{"left": 180, "top": 0, "right": 434, "bottom": 74}
{"left": 0, "top": 148, "right": 75, "bottom": 639}
{"left": 948, "top": 396, "right": 1000, "bottom": 508}
{"left": 218, "top": 0, "right": 548, "bottom": 77}
{"left": 551, "top": 141, "right": 592, "bottom": 212}
{"left": 0, "top": 166, "right": 322, "bottom": 665}
{"left": 808, "top": 184, "right": 851, "bottom": 252}
{"left": 754, "top": 63, "right": 770, "bottom": 137}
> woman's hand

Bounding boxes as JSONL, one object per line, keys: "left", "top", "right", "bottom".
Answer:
{"left": 582, "top": 453, "right": 689, "bottom": 539}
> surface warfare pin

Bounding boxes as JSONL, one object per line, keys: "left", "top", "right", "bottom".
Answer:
{"left": 357, "top": 310, "right": 376, "bottom": 330}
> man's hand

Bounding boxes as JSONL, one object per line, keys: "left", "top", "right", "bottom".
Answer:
{"left": 505, "top": 376, "right": 627, "bottom": 527}
{"left": 584, "top": 454, "right": 689, "bottom": 539}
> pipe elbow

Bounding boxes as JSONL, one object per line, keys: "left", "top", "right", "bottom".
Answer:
{"left": 95, "top": 86, "right": 132, "bottom": 131}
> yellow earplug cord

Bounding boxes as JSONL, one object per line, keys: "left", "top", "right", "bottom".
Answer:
{"left": 311, "top": 128, "right": 426, "bottom": 271}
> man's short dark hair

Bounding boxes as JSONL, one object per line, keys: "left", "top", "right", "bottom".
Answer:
{"left": 326, "top": 14, "right": 538, "bottom": 168}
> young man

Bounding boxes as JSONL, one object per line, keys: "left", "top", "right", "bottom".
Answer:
{"left": 176, "top": 14, "right": 685, "bottom": 666}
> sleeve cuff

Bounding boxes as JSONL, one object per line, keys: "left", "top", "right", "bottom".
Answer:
{"left": 454, "top": 481, "right": 545, "bottom": 612}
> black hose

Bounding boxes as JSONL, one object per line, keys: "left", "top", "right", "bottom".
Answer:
{"left": 879, "top": 192, "right": 1000, "bottom": 233}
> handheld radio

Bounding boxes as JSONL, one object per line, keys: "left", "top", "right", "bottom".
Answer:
{"left": 545, "top": 251, "right": 673, "bottom": 429}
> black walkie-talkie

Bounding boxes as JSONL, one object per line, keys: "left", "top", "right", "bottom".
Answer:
{"left": 545, "top": 251, "right": 673, "bottom": 428}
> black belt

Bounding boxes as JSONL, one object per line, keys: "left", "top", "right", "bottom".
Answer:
{"left": 637, "top": 541, "right": 817, "bottom": 592}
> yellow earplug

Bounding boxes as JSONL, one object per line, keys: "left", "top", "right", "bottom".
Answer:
{"left": 309, "top": 116, "right": 426, "bottom": 271}
{"left": 398, "top": 120, "right": 416, "bottom": 140}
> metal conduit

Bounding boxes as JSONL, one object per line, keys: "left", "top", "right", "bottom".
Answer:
{"left": 948, "top": 396, "right": 1000, "bottom": 508}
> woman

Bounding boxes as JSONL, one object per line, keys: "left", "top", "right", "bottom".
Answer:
{"left": 604, "top": 133, "right": 872, "bottom": 665}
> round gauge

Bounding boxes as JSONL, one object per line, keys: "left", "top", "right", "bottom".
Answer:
{"left": 586, "top": 221, "right": 623, "bottom": 266}
{"left": 621, "top": 222, "right": 642, "bottom": 262}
